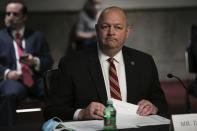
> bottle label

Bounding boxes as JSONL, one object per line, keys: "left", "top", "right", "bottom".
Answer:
{"left": 104, "top": 117, "right": 116, "bottom": 125}
{"left": 104, "top": 104, "right": 117, "bottom": 130}
{"left": 104, "top": 110, "right": 116, "bottom": 126}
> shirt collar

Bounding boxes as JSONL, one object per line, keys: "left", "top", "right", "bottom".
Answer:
{"left": 97, "top": 43, "right": 123, "bottom": 63}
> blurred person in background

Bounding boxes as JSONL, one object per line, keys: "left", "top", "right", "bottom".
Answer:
{"left": 67, "top": 0, "right": 102, "bottom": 54}
{"left": 0, "top": 0, "right": 53, "bottom": 126}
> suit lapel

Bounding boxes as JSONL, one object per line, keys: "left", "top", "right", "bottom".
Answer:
{"left": 23, "top": 28, "right": 33, "bottom": 53}
{"left": 87, "top": 46, "right": 140, "bottom": 104}
{"left": 123, "top": 47, "right": 140, "bottom": 103}
{"left": 88, "top": 47, "right": 107, "bottom": 105}
{"left": 5, "top": 29, "right": 17, "bottom": 65}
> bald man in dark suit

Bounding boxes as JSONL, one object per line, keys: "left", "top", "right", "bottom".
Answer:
{"left": 44, "top": 6, "right": 167, "bottom": 121}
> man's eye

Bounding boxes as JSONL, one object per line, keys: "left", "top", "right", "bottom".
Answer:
{"left": 115, "top": 26, "right": 123, "bottom": 30}
{"left": 101, "top": 25, "right": 110, "bottom": 29}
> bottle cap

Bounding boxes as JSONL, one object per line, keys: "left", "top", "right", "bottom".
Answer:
{"left": 107, "top": 99, "right": 113, "bottom": 104}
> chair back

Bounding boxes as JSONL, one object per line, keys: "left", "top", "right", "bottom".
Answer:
{"left": 44, "top": 69, "right": 58, "bottom": 97}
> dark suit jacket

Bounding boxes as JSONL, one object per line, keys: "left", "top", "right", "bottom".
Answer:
{"left": 44, "top": 45, "right": 168, "bottom": 120}
{"left": 0, "top": 28, "right": 53, "bottom": 81}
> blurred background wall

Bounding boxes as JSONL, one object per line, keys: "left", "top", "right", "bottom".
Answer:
{"left": 0, "top": 0, "right": 197, "bottom": 81}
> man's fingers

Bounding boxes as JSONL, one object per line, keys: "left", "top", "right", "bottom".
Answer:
{"left": 93, "top": 109, "right": 104, "bottom": 118}
{"left": 91, "top": 102, "right": 105, "bottom": 118}
{"left": 93, "top": 109, "right": 98, "bottom": 115}
{"left": 79, "top": 102, "right": 105, "bottom": 120}
{"left": 140, "top": 105, "right": 151, "bottom": 116}
{"left": 137, "top": 99, "right": 158, "bottom": 116}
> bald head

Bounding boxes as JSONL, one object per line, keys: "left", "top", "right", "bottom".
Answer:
{"left": 95, "top": 6, "right": 131, "bottom": 57}
{"left": 97, "top": 6, "right": 128, "bottom": 26}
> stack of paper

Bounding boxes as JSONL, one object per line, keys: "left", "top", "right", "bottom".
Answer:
{"left": 57, "top": 99, "right": 170, "bottom": 131}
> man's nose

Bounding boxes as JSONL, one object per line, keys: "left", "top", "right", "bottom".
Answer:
{"left": 10, "top": 14, "right": 15, "bottom": 17}
{"left": 107, "top": 26, "right": 115, "bottom": 35}
{"left": 7, "top": 15, "right": 13, "bottom": 20}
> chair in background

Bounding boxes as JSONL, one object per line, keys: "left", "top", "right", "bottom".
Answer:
{"left": 16, "top": 97, "right": 44, "bottom": 124}
{"left": 65, "top": 24, "right": 77, "bottom": 56}
{"left": 16, "top": 90, "right": 45, "bottom": 124}
{"left": 15, "top": 69, "right": 58, "bottom": 124}
{"left": 44, "top": 69, "right": 58, "bottom": 97}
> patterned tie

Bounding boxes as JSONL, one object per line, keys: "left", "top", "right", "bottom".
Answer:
{"left": 16, "top": 32, "right": 34, "bottom": 87}
{"left": 108, "top": 58, "right": 122, "bottom": 100}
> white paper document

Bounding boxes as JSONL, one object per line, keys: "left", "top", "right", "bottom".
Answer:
{"left": 116, "top": 114, "right": 170, "bottom": 129}
{"left": 58, "top": 115, "right": 170, "bottom": 131}
{"left": 111, "top": 98, "right": 138, "bottom": 115}
{"left": 57, "top": 100, "right": 170, "bottom": 131}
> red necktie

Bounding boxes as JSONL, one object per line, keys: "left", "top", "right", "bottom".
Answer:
{"left": 108, "top": 58, "right": 122, "bottom": 100}
{"left": 16, "top": 32, "right": 34, "bottom": 87}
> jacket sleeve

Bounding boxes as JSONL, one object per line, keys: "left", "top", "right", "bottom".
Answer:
{"left": 147, "top": 56, "right": 168, "bottom": 114}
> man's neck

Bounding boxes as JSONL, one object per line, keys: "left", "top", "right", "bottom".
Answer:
{"left": 99, "top": 46, "right": 122, "bottom": 58}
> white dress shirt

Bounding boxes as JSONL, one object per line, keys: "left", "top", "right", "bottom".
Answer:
{"left": 73, "top": 44, "right": 127, "bottom": 120}
{"left": 98, "top": 45, "right": 127, "bottom": 102}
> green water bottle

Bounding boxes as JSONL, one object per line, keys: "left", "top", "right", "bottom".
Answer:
{"left": 104, "top": 100, "right": 117, "bottom": 130}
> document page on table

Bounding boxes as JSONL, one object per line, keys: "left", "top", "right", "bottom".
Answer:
{"left": 111, "top": 98, "right": 138, "bottom": 115}
{"left": 58, "top": 115, "right": 170, "bottom": 131}
{"left": 58, "top": 99, "right": 170, "bottom": 131}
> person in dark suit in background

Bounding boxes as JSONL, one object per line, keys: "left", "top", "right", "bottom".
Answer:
{"left": 0, "top": 1, "right": 53, "bottom": 126}
{"left": 44, "top": 6, "right": 167, "bottom": 121}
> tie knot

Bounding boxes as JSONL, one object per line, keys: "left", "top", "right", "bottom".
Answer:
{"left": 16, "top": 32, "right": 20, "bottom": 38}
{"left": 16, "top": 32, "right": 21, "bottom": 44}
{"left": 108, "top": 58, "right": 114, "bottom": 63}
{"left": 16, "top": 32, "right": 21, "bottom": 41}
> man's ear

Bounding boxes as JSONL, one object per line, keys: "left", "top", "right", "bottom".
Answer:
{"left": 95, "top": 24, "right": 99, "bottom": 35}
{"left": 126, "top": 26, "right": 131, "bottom": 39}
{"left": 23, "top": 15, "right": 28, "bottom": 22}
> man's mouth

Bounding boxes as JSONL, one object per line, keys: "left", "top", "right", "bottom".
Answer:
{"left": 106, "top": 37, "right": 116, "bottom": 41}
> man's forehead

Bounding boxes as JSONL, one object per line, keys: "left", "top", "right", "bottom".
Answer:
{"left": 6, "top": 3, "right": 23, "bottom": 11}
{"left": 102, "top": 8, "right": 125, "bottom": 17}
{"left": 100, "top": 21, "right": 123, "bottom": 26}
{"left": 99, "top": 14, "right": 126, "bottom": 26}
{"left": 98, "top": 7, "right": 127, "bottom": 24}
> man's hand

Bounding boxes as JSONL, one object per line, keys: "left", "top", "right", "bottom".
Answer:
{"left": 20, "top": 54, "right": 37, "bottom": 67}
{"left": 137, "top": 99, "right": 158, "bottom": 116}
{"left": 78, "top": 102, "right": 105, "bottom": 120}
{"left": 6, "top": 71, "right": 22, "bottom": 80}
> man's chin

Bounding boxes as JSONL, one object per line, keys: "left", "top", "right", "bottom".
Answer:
{"left": 106, "top": 43, "right": 119, "bottom": 48}
{"left": 99, "top": 42, "right": 120, "bottom": 49}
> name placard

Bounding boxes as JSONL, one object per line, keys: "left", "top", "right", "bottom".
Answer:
{"left": 171, "top": 113, "right": 197, "bottom": 131}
